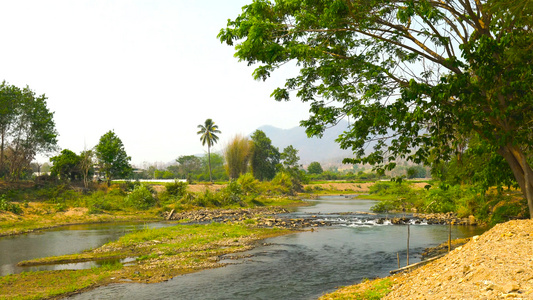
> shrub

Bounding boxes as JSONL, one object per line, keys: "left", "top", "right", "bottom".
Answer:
{"left": 125, "top": 184, "right": 156, "bottom": 210}
{"left": 270, "top": 172, "right": 294, "bottom": 195}
{"left": 165, "top": 181, "right": 188, "bottom": 197}
{"left": 219, "top": 181, "right": 245, "bottom": 206}
{"left": 0, "top": 194, "right": 22, "bottom": 214}
{"left": 87, "top": 191, "right": 122, "bottom": 213}
{"left": 237, "top": 173, "right": 261, "bottom": 196}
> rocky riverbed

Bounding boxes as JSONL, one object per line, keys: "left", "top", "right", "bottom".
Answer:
{"left": 165, "top": 208, "right": 481, "bottom": 229}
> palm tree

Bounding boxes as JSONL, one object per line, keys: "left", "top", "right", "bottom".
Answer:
{"left": 197, "top": 118, "right": 221, "bottom": 182}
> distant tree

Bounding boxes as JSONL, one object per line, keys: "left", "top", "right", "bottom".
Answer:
{"left": 250, "top": 130, "right": 280, "bottom": 181}
{"left": 95, "top": 130, "right": 132, "bottom": 185}
{"left": 154, "top": 169, "right": 174, "bottom": 179}
{"left": 197, "top": 118, "right": 221, "bottom": 182}
{"left": 201, "top": 152, "right": 226, "bottom": 181}
{"left": 406, "top": 165, "right": 427, "bottom": 179}
{"left": 166, "top": 164, "right": 181, "bottom": 178}
{"left": 50, "top": 149, "right": 81, "bottom": 181}
{"left": 224, "top": 134, "right": 251, "bottom": 180}
{"left": 176, "top": 155, "right": 202, "bottom": 178}
{"left": 79, "top": 149, "right": 94, "bottom": 188}
{"left": 280, "top": 145, "right": 300, "bottom": 172}
{"left": 280, "top": 145, "right": 305, "bottom": 190}
{"left": 307, "top": 162, "right": 323, "bottom": 175}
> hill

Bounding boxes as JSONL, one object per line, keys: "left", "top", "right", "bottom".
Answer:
{"left": 254, "top": 120, "right": 353, "bottom": 166}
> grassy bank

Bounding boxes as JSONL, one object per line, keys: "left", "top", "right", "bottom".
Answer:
{"left": 358, "top": 181, "right": 528, "bottom": 226}
{"left": 0, "top": 176, "right": 306, "bottom": 236}
{"left": 0, "top": 222, "right": 291, "bottom": 299}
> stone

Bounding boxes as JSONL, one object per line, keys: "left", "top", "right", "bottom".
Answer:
{"left": 502, "top": 283, "right": 520, "bottom": 293}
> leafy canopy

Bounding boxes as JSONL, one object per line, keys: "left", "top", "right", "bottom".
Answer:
{"left": 95, "top": 130, "right": 132, "bottom": 183}
{"left": 219, "top": 0, "right": 533, "bottom": 214}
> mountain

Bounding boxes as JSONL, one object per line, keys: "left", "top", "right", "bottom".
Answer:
{"left": 253, "top": 120, "right": 354, "bottom": 166}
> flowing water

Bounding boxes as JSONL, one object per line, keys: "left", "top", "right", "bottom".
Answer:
{"left": 64, "top": 196, "right": 484, "bottom": 300}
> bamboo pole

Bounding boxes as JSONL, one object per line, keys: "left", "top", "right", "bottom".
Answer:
{"left": 448, "top": 222, "right": 452, "bottom": 252}
{"left": 407, "top": 224, "right": 410, "bottom": 266}
{"left": 397, "top": 252, "right": 400, "bottom": 268}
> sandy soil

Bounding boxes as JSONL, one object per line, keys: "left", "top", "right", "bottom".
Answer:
{"left": 385, "top": 219, "right": 533, "bottom": 299}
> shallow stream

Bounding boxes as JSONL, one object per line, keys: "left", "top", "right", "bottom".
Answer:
{"left": 61, "top": 196, "right": 484, "bottom": 300}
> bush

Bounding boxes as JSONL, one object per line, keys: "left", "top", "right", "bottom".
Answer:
{"left": 87, "top": 191, "right": 123, "bottom": 213}
{"left": 125, "top": 184, "right": 156, "bottom": 210}
{"left": 219, "top": 181, "right": 245, "bottom": 206}
{"left": 0, "top": 194, "right": 22, "bottom": 214}
{"left": 237, "top": 173, "right": 261, "bottom": 196}
{"left": 270, "top": 172, "right": 294, "bottom": 195}
{"left": 165, "top": 181, "right": 188, "bottom": 197}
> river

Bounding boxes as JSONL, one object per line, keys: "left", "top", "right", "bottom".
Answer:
{"left": 59, "top": 196, "right": 483, "bottom": 300}
{"left": 0, "top": 222, "right": 173, "bottom": 276}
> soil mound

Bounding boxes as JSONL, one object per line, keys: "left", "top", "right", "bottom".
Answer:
{"left": 385, "top": 219, "right": 533, "bottom": 299}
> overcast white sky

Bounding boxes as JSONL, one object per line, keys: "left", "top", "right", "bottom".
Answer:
{"left": 0, "top": 1, "right": 310, "bottom": 166}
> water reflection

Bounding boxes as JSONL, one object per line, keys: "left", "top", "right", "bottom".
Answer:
{"left": 0, "top": 222, "right": 172, "bottom": 276}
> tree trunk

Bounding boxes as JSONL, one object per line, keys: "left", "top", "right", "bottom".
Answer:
{"left": 498, "top": 144, "right": 533, "bottom": 218}
{"left": 0, "top": 130, "right": 4, "bottom": 175}
{"left": 208, "top": 146, "right": 213, "bottom": 182}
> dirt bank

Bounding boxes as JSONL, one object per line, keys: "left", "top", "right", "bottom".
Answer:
{"left": 322, "top": 219, "right": 533, "bottom": 299}
{"left": 384, "top": 219, "right": 533, "bottom": 299}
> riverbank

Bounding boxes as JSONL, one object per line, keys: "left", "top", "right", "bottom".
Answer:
{"left": 320, "top": 219, "right": 533, "bottom": 299}
{"left": 0, "top": 222, "right": 295, "bottom": 299}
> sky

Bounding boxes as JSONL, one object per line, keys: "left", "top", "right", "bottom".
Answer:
{"left": 0, "top": 1, "right": 310, "bottom": 166}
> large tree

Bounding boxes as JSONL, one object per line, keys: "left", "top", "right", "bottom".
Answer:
{"left": 250, "top": 130, "right": 280, "bottom": 181}
{"left": 95, "top": 130, "right": 132, "bottom": 185}
{"left": 0, "top": 82, "right": 58, "bottom": 179}
{"left": 197, "top": 118, "right": 221, "bottom": 182}
{"left": 220, "top": 0, "right": 533, "bottom": 216}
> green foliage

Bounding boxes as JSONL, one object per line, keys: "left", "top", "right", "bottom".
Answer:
{"left": 369, "top": 182, "right": 419, "bottom": 213}
{"left": 50, "top": 149, "right": 82, "bottom": 181}
{"left": 165, "top": 181, "right": 188, "bottom": 197}
{"left": 269, "top": 172, "right": 294, "bottom": 195}
{"left": 218, "top": 181, "right": 245, "bottom": 206}
{"left": 250, "top": 130, "right": 280, "bottom": 181}
{"left": 197, "top": 118, "right": 222, "bottom": 182}
{"left": 0, "top": 81, "right": 58, "bottom": 180}
{"left": 176, "top": 155, "right": 202, "bottom": 178}
{"left": 237, "top": 173, "right": 261, "bottom": 196}
{"left": 220, "top": 0, "right": 533, "bottom": 215}
{"left": 406, "top": 165, "right": 427, "bottom": 179}
{"left": 224, "top": 134, "right": 251, "bottom": 179}
{"left": 0, "top": 194, "right": 22, "bottom": 214}
{"left": 125, "top": 184, "right": 156, "bottom": 210}
{"left": 95, "top": 130, "right": 132, "bottom": 184}
{"left": 307, "top": 162, "right": 323, "bottom": 175}
{"left": 87, "top": 191, "right": 123, "bottom": 213}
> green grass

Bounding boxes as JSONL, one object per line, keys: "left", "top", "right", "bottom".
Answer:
{"left": 320, "top": 278, "right": 393, "bottom": 300}
{"left": 2, "top": 222, "right": 290, "bottom": 299}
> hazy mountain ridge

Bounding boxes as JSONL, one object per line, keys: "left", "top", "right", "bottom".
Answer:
{"left": 254, "top": 120, "right": 354, "bottom": 166}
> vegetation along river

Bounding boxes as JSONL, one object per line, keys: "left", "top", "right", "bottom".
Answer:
{"left": 55, "top": 196, "right": 484, "bottom": 300}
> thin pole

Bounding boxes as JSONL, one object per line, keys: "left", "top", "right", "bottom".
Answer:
{"left": 448, "top": 222, "right": 452, "bottom": 252}
{"left": 397, "top": 252, "right": 400, "bottom": 268}
{"left": 407, "top": 224, "right": 410, "bottom": 266}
